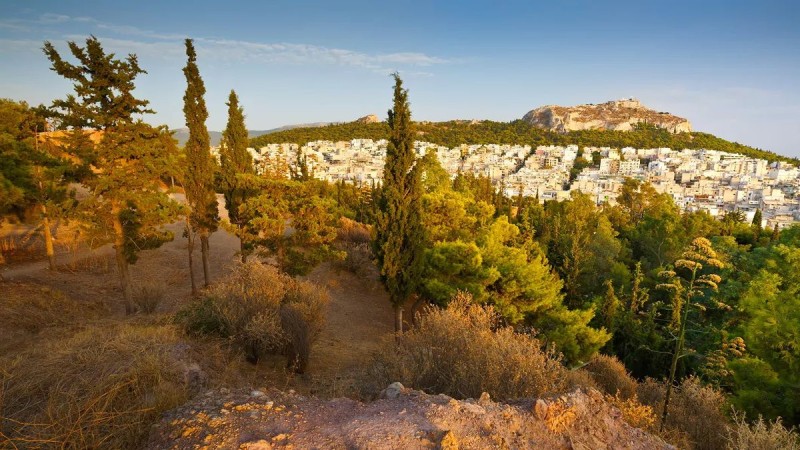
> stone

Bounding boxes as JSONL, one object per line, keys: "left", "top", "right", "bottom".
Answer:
{"left": 381, "top": 382, "right": 405, "bottom": 399}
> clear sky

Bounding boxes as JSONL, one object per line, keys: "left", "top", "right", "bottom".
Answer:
{"left": 1, "top": 0, "right": 799, "bottom": 156}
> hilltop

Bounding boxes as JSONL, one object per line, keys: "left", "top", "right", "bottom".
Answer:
{"left": 522, "top": 98, "right": 692, "bottom": 134}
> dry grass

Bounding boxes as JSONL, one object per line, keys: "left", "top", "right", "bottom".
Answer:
{"left": 0, "top": 323, "right": 194, "bottom": 449}
{"left": 177, "top": 261, "right": 329, "bottom": 373}
{"left": 606, "top": 393, "right": 657, "bottom": 431}
{"left": 134, "top": 280, "right": 166, "bottom": 314}
{"left": 726, "top": 411, "right": 799, "bottom": 450}
{"left": 56, "top": 251, "right": 114, "bottom": 274}
{"left": 584, "top": 354, "right": 638, "bottom": 399}
{"left": 362, "top": 292, "right": 568, "bottom": 401}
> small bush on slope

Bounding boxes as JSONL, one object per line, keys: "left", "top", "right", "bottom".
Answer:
{"left": 726, "top": 412, "right": 799, "bottom": 450}
{"left": 177, "top": 260, "right": 328, "bottom": 372}
{"left": 364, "top": 292, "right": 567, "bottom": 401}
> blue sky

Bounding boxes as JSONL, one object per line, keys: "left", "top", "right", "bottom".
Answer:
{"left": 1, "top": 0, "right": 799, "bottom": 156}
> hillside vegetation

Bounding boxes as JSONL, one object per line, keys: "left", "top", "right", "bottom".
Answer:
{"left": 251, "top": 120, "right": 798, "bottom": 165}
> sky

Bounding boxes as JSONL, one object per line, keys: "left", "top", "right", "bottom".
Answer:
{"left": 1, "top": 0, "right": 799, "bottom": 156}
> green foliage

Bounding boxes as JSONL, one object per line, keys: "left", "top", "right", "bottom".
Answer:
{"left": 373, "top": 74, "right": 425, "bottom": 321}
{"left": 240, "top": 178, "right": 344, "bottom": 275}
{"left": 220, "top": 90, "right": 253, "bottom": 228}
{"left": 43, "top": 37, "right": 180, "bottom": 313}
{"left": 182, "top": 38, "right": 219, "bottom": 234}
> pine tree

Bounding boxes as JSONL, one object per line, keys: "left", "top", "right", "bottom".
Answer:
{"left": 219, "top": 90, "right": 253, "bottom": 262}
{"left": 43, "top": 37, "right": 180, "bottom": 313}
{"left": 182, "top": 38, "right": 219, "bottom": 292}
{"left": 373, "top": 74, "right": 424, "bottom": 332}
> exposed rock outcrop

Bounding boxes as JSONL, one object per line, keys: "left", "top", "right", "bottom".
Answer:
{"left": 522, "top": 98, "right": 692, "bottom": 134}
{"left": 355, "top": 114, "right": 380, "bottom": 124}
{"left": 147, "top": 386, "right": 673, "bottom": 449}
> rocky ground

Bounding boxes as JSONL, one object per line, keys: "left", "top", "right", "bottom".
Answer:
{"left": 147, "top": 384, "right": 672, "bottom": 450}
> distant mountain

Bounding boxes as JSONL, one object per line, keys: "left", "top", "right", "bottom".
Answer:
{"left": 171, "top": 122, "right": 331, "bottom": 147}
{"left": 522, "top": 98, "right": 692, "bottom": 134}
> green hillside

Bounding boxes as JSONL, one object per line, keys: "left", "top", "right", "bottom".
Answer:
{"left": 250, "top": 120, "right": 798, "bottom": 165}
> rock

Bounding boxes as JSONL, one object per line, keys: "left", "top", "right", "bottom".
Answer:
{"left": 250, "top": 390, "right": 266, "bottom": 398}
{"left": 533, "top": 399, "right": 549, "bottom": 420}
{"left": 381, "top": 382, "right": 405, "bottom": 399}
{"left": 439, "top": 430, "right": 459, "bottom": 450}
{"left": 521, "top": 98, "right": 692, "bottom": 134}
{"left": 355, "top": 114, "right": 380, "bottom": 124}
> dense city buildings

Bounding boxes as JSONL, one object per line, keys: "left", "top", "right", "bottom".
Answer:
{"left": 212, "top": 139, "right": 800, "bottom": 229}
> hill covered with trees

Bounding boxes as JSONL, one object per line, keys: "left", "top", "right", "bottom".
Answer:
{"left": 251, "top": 120, "right": 798, "bottom": 165}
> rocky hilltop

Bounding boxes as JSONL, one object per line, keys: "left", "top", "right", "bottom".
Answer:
{"left": 355, "top": 114, "right": 381, "bottom": 124}
{"left": 522, "top": 98, "right": 692, "bottom": 134}
{"left": 147, "top": 385, "right": 672, "bottom": 449}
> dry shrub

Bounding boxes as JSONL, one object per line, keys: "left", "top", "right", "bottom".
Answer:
{"left": 177, "top": 261, "right": 329, "bottom": 373}
{"left": 0, "top": 324, "right": 193, "bottom": 449}
{"left": 337, "top": 217, "right": 371, "bottom": 244}
{"left": 607, "top": 393, "right": 657, "bottom": 431}
{"left": 584, "top": 354, "right": 638, "bottom": 399}
{"left": 637, "top": 376, "right": 729, "bottom": 450}
{"left": 363, "top": 292, "right": 567, "bottom": 401}
{"left": 338, "top": 242, "right": 376, "bottom": 278}
{"left": 563, "top": 368, "right": 599, "bottom": 392}
{"left": 134, "top": 281, "right": 165, "bottom": 314}
{"left": 726, "top": 411, "right": 799, "bottom": 450}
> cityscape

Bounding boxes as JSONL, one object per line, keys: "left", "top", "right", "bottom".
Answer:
{"left": 240, "top": 139, "right": 800, "bottom": 229}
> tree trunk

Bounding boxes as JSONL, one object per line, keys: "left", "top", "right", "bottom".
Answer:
{"left": 186, "top": 219, "right": 197, "bottom": 296}
{"left": 394, "top": 304, "right": 404, "bottom": 333}
{"left": 239, "top": 227, "right": 247, "bottom": 263}
{"left": 410, "top": 294, "right": 427, "bottom": 326}
{"left": 660, "top": 271, "right": 696, "bottom": 431}
{"left": 112, "top": 204, "right": 134, "bottom": 314}
{"left": 200, "top": 231, "right": 211, "bottom": 287}
{"left": 42, "top": 209, "right": 56, "bottom": 271}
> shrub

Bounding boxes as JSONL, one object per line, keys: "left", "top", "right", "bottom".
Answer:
{"left": 337, "top": 217, "right": 371, "bottom": 244}
{"left": 637, "top": 376, "right": 729, "bottom": 450}
{"left": 584, "top": 354, "right": 638, "bottom": 399}
{"left": 177, "top": 261, "right": 328, "bottom": 372}
{"left": 338, "top": 242, "right": 376, "bottom": 278}
{"left": 0, "top": 324, "right": 193, "bottom": 449}
{"left": 134, "top": 281, "right": 165, "bottom": 314}
{"left": 363, "top": 292, "right": 568, "bottom": 401}
{"left": 726, "top": 412, "right": 799, "bottom": 450}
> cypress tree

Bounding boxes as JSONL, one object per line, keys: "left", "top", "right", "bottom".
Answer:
{"left": 182, "top": 38, "right": 219, "bottom": 291}
{"left": 373, "top": 74, "right": 424, "bottom": 332}
{"left": 43, "top": 37, "right": 180, "bottom": 313}
{"left": 752, "top": 208, "right": 763, "bottom": 238}
{"left": 220, "top": 90, "right": 253, "bottom": 261}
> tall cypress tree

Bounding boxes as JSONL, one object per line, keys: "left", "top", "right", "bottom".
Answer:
{"left": 220, "top": 90, "right": 253, "bottom": 261}
{"left": 373, "top": 73, "right": 424, "bottom": 332}
{"left": 182, "top": 38, "right": 218, "bottom": 291}
{"left": 43, "top": 37, "right": 180, "bottom": 313}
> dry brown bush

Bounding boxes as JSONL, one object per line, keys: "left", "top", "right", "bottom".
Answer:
{"left": 363, "top": 292, "right": 568, "bottom": 401}
{"left": 336, "top": 217, "right": 371, "bottom": 244}
{"left": 134, "top": 280, "right": 166, "bottom": 314}
{"left": 56, "top": 251, "right": 113, "bottom": 274}
{"left": 726, "top": 411, "right": 799, "bottom": 450}
{"left": 337, "top": 242, "right": 376, "bottom": 278}
{"left": 637, "top": 376, "right": 729, "bottom": 450}
{"left": 178, "top": 261, "right": 329, "bottom": 372}
{"left": 0, "top": 324, "right": 193, "bottom": 449}
{"left": 585, "top": 354, "right": 638, "bottom": 399}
